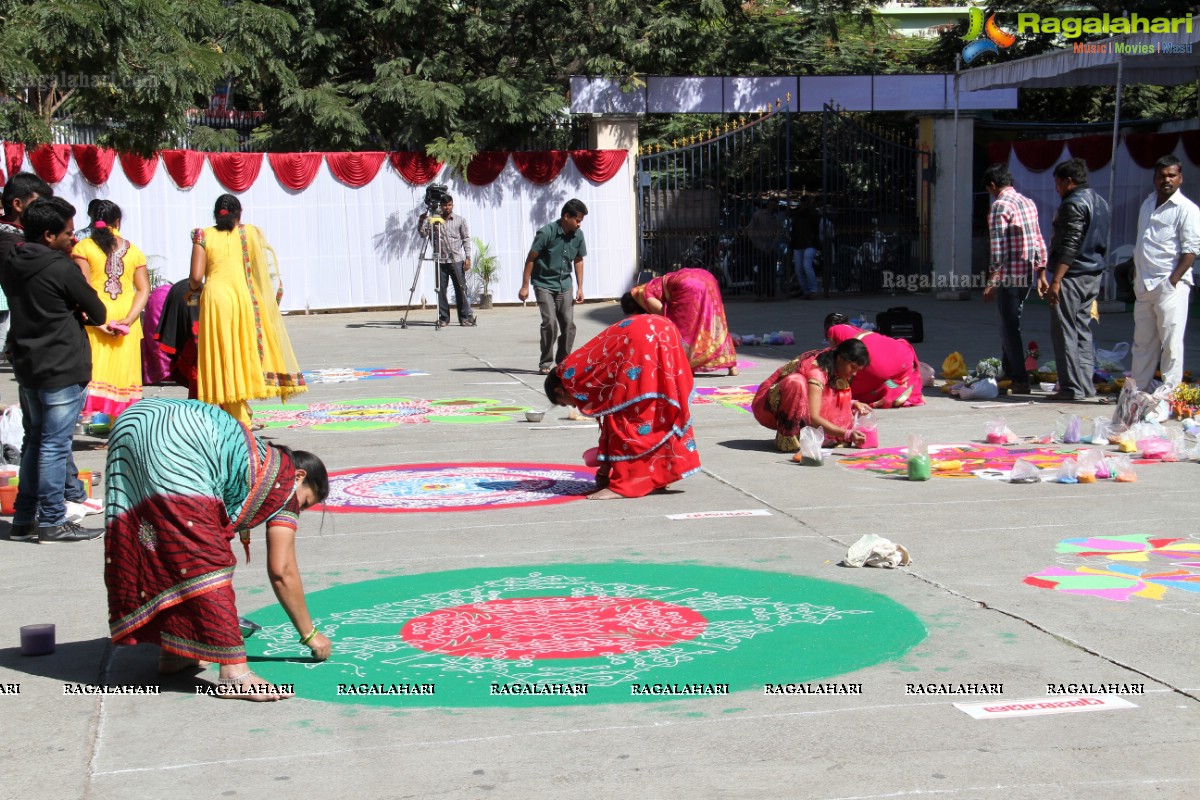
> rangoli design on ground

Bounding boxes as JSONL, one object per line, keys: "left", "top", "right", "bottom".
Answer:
{"left": 301, "top": 367, "right": 427, "bottom": 384}
{"left": 692, "top": 385, "right": 759, "bottom": 414}
{"left": 1025, "top": 535, "right": 1200, "bottom": 603}
{"left": 318, "top": 462, "right": 596, "bottom": 513}
{"left": 838, "top": 444, "right": 1084, "bottom": 479}
{"left": 249, "top": 397, "right": 529, "bottom": 430}
{"left": 241, "top": 563, "right": 926, "bottom": 707}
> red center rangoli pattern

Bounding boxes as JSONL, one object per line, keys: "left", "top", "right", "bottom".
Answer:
{"left": 399, "top": 596, "right": 709, "bottom": 659}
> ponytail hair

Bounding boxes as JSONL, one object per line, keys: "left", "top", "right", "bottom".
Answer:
{"left": 90, "top": 199, "right": 122, "bottom": 255}
{"left": 213, "top": 194, "right": 241, "bottom": 232}
{"left": 823, "top": 312, "right": 849, "bottom": 335}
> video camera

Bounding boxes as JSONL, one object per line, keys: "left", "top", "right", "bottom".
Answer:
{"left": 423, "top": 183, "right": 451, "bottom": 215}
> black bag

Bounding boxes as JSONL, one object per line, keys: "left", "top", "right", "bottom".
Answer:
{"left": 876, "top": 307, "right": 924, "bottom": 343}
{"left": 1113, "top": 259, "right": 1136, "bottom": 304}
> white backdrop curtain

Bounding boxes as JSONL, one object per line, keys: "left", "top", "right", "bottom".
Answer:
{"left": 1005, "top": 139, "right": 1200, "bottom": 254}
{"left": 9, "top": 154, "right": 634, "bottom": 312}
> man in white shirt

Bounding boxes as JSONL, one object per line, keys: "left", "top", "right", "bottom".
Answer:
{"left": 1131, "top": 154, "right": 1200, "bottom": 389}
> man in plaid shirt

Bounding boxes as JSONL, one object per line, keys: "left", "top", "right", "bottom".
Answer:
{"left": 983, "top": 163, "right": 1047, "bottom": 394}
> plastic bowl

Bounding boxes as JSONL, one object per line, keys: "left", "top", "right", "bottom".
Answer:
{"left": 524, "top": 410, "right": 545, "bottom": 423}
{"left": 1039, "top": 382, "right": 1055, "bottom": 393}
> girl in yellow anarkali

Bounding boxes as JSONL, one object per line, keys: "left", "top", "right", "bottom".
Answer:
{"left": 189, "top": 194, "right": 306, "bottom": 426}
{"left": 70, "top": 200, "right": 149, "bottom": 418}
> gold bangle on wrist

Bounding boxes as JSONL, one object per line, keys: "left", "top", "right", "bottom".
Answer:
{"left": 299, "top": 627, "right": 318, "bottom": 645}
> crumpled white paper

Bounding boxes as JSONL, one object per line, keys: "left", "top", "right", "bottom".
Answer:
{"left": 842, "top": 534, "right": 912, "bottom": 569}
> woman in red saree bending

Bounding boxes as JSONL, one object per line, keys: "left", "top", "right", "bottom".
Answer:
{"left": 752, "top": 339, "right": 872, "bottom": 452}
{"left": 545, "top": 315, "right": 701, "bottom": 499}
{"left": 824, "top": 312, "right": 924, "bottom": 408}
{"left": 621, "top": 267, "right": 738, "bottom": 375}
{"left": 105, "top": 398, "right": 331, "bottom": 701}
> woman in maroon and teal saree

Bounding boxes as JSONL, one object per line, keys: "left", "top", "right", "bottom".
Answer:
{"left": 104, "top": 399, "right": 331, "bottom": 700}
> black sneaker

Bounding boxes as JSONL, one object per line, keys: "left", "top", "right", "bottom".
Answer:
{"left": 38, "top": 521, "right": 104, "bottom": 544}
{"left": 8, "top": 522, "right": 37, "bottom": 541}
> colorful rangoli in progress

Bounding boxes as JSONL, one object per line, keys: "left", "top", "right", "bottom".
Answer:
{"left": 241, "top": 563, "right": 926, "bottom": 707}
{"left": 301, "top": 367, "right": 427, "bottom": 384}
{"left": 838, "top": 444, "right": 1083, "bottom": 479}
{"left": 692, "top": 384, "right": 759, "bottom": 414}
{"left": 249, "top": 397, "right": 529, "bottom": 430}
{"left": 1025, "top": 535, "right": 1200, "bottom": 603}
{"left": 318, "top": 462, "right": 596, "bottom": 513}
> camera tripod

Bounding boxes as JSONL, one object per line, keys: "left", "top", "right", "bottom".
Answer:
{"left": 400, "top": 214, "right": 447, "bottom": 330}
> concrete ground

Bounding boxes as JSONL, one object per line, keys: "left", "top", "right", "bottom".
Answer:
{"left": 2, "top": 291, "right": 1198, "bottom": 800}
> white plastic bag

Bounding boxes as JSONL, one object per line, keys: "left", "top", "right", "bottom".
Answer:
{"left": 0, "top": 405, "right": 22, "bottom": 461}
{"left": 957, "top": 377, "right": 998, "bottom": 400}
{"left": 798, "top": 426, "right": 824, "bottom": 466}
{"left": 1008, "top": 458, "right": 1041, "bottom": 483}
{"left": 1095, "top": 342, "right": 1130, "bottom": 371}
{"left": 843, "top": 534, "right": 911, "bottom": 569}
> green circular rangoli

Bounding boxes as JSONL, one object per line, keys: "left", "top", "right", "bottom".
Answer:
{"left": 241, "top": 563, "right": 925, "bottom": 706}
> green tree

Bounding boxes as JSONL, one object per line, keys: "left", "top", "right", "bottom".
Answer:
{"left": 0, "top": 0, "right": 297, "bottom": 153}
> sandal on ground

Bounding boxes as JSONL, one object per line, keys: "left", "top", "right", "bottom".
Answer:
{"left": 158, "top": 653, "right": 207, "bottom": 674}
{"left": 728, "top": 366, "right": 739, "bottom": 377}
{"left": 213, "top": 670, "right": 294, "bottom": 701}
{"left": 538, "top": 367, "right": 551, "bottom": 375}
{"left": 249, "top": 421, "right": 267, "bottom": 431}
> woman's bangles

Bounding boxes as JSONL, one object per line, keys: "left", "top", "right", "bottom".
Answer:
{"left": 299, "top": 627, "right": 319, "bottom": 646}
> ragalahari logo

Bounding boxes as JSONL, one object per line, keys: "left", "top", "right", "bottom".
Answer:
{"left": 962, "top": 7, "right": 1017, "bottom": 63}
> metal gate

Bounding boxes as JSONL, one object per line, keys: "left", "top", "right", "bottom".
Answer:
{"left": 637, "top": 105, "right": 791, "bottom": 298}
{"left": 821, "top": 104, "right": 933, "bottom": 295}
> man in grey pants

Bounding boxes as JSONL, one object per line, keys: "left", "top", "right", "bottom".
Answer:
{"left": 518, "top": 199, "right": 588, "bottom": 374}
{"left": 417, "top": 195, "right": 476, "bottom": 329}
{"left": 1040, "top": 158, "right": 1110, "bottom": 402}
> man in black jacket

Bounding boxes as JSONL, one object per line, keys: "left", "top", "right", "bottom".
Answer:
{"left": 1, "top": 197, "right": 107, "bottom": 543}
{"left": 1041, "top": 158, "right": 1110, "bottom": 402}
{"left": 0, "top": 172, "right": 54, "bottom": 359}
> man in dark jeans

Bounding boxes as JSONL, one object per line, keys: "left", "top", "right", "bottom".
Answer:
{"left": 519, "top": 199, "right": 588, "bottom": 374}
{"left": 1, "top": 198, "right": 107, "bottom": 543}
{"left": 983, "top": 163, "right": 1047, "bottom": 395}
{"left": 417, "top": 195, "right": 476, "bottom": 329}
{"left": 1041, "top": 158, "right": 1110, "bottom": 402}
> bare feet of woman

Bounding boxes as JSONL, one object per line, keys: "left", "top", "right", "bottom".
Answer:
{"left": 586, "top": 487, "right": 624, "bottom": 500}
{"left": 158, "top": 653, "right": 209, "bottom": 674}
{"left": 728, "top": 366, "right": 739, "bottom": 377}
{"left": 213, "top": 667, "right": 294, "bottom": 701}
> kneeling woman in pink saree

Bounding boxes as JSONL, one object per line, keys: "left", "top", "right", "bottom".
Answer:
{"left": 621, "top": 267, "right": 738, "bottom": 376}
{"left": 824, "top": 312, "right": 923, "bottom": 408}
{"left": 545, "top": 315, "right": 701, "bottom": 499}
{"left": 752, "top": 339, "right": 872, "bottom": 452}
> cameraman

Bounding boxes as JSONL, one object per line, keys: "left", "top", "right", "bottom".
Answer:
{"left": 417, "top": 194, "right": 477, "bottom": 328}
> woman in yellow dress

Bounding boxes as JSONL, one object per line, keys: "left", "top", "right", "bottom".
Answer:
{"left": 189, "top": 194, "right": 305, "bottom": 426}
{"left": 70, "top": 200, "right": 149, "bottom": 419}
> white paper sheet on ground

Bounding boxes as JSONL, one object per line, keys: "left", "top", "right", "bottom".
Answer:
{"left": 954, "top": 695, "right": 1138, "bottom": 720}
{"left": 972, "top": 468, "right": 1015, "bottom": 481}
{"left": 969, "top": 401, "right": 1037, "bottom": 409}
{"left": 529, "top": 425, "right": 600, "bottom": 430}
{"left": 667, "top": 509, "right": 773, "bottom": 520}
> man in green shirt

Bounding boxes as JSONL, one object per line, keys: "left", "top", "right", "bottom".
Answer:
{"left": 519, "top": 199, "right": 588, "bottom": 374}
